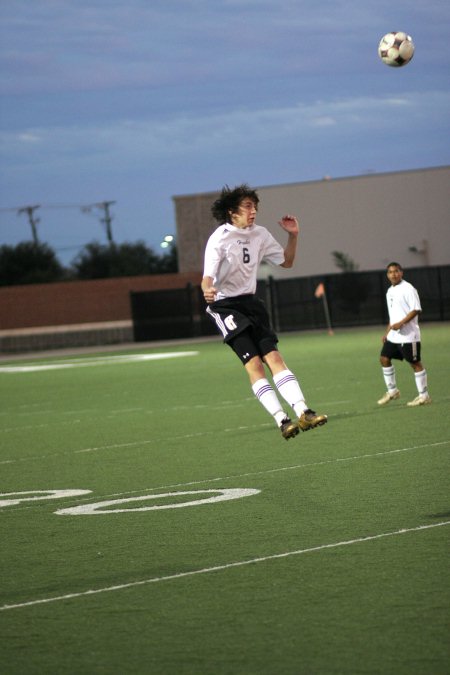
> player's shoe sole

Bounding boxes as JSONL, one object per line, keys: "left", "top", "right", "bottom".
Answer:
{"left": 407, "top": 395, "right": 432, "bottom": 407}
{"left": 377, "top": 390, "right": 400, "bottom": 405}
{"left": 297, "top": 409, "right": 328, "bottom": 432}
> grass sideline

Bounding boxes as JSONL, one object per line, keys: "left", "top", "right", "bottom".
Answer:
{"left": 1, "top": 324, "right": 449, "bottom": 675}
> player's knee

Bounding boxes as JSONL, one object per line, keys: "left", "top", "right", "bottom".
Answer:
{"left": 245, "top": 356, "right": 265, "bottom": 378}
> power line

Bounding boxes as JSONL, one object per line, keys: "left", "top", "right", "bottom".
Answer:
{"left": 0, "top": 203, "right": 82, "bottom": 212}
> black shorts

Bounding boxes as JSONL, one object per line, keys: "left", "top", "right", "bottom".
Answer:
{"left": 206, "top": 294, "right": 278, "bottom": 365}
{"left": 380, "top": 340, "right": 421, "bottom": 364}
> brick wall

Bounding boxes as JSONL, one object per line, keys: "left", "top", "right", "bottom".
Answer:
{"left": 0, "top": 272, "right": 202, "bottom": 330}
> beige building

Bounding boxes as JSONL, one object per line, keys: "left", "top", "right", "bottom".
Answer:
{"left": 173, "top": 165, "right": 450, "bottom": 277}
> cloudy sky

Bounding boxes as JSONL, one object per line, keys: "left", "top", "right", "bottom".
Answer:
{"left": 1, "top": 0, "right": 449, "bottom": 265}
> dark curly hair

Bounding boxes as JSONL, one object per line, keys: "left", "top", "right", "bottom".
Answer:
{"left": 211, "top": 184, "right": 259, "bottom": 224}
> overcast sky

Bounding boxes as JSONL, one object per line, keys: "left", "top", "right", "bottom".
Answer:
{"left": 1, "top": 0, "right": 449, "bottom": 265}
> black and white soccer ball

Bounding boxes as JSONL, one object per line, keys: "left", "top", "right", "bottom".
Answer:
{"left": 378, "top": 32, "right": 415, "bottom": 68}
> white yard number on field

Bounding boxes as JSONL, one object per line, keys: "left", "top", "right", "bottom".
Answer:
{"left": 0, "top": 488, "right": 260, "bottom": 514}
{"left": 56, "top": 489, "right": 260, "bottom": 514}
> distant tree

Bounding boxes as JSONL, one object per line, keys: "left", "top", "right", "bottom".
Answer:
{"left": 331, "top": 251, "right": 369, "bottom": 314}
{"left": 0, "top": 241, "right": 66, "bottom": 286}
{"left": 70, "top": 240, "right": 178, "bottom": 279}
{"left": 331, "top": 251, "right": 359, "bottom": 272}
{"left": 156, "top": 244, "right": 178, "bottom": 274}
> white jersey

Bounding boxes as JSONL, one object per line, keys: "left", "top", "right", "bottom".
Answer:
{"left": 203, "top": 222, "right": 285, "bottom": 299}
{"left": 386, "top": 279, "right": 422, "bottom": 344}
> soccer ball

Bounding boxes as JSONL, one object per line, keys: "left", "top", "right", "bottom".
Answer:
{"left": 378, "top": 32, "right": 415, "bottom": 67}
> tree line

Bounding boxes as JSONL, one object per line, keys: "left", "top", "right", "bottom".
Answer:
{"left": 0, "top": 240, "right": 178, "bottom": 286}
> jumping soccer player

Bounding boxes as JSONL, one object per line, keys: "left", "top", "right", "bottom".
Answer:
{"left": 201, "top": 184, "right": 328, "bottom": 440}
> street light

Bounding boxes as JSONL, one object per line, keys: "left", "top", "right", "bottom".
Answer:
{"left": 160, "top": 234, "right": 174, "bottom": 249}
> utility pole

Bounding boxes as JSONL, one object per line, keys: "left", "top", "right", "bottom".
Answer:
{"left": 99, "top": 201, "right": 115, "bottom": 244}
{"left": 81, "top": 201, "right": 116, "bottom": 244}
{"left": 18, "top": 205, "right": 40, "bottom": 244}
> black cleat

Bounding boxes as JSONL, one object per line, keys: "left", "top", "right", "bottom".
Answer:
{"left": 280, "top": 417, "right": 300, "bottom": 440}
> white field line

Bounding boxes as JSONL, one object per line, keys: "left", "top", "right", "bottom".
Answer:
{"left": 0, "top": 422, "right": 268, "bottom": 463}
{"left": 0, "top": 398, "right": 352, "bottom": 431}
{"left": 0, "top": 396, "right": 350, "bottom": 416}
{"left": 2, "top": 440, "right": 449, "bottom": 504}
{"left": 1, "top": 520, "right": 449, "bottom": 612}
{"left": 1, "top": 404, "right": 444, "bottom": 462}
{"left": 95, "top": 439, "right": 450, "bottom": 498}
{"left": 70, "top": 439, "right": 450, "bottom": 504}
{"left": 0, "top": 352, "right": 199, "bottom": 373}
{"left": 0, "top": 402, "right": 247, "bottom": 432}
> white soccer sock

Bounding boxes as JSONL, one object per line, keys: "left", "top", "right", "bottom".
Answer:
{"left": 273, "top": 369, "right": 308, "bottom": 417}
{"left": 251, "top": 379, "right": 286, "bottom": 426}
{"left": 414, "top": 369, "right": 428, "bottom": 396}
{"left": 382, "top": 366, "right": 397, "bottom": 393}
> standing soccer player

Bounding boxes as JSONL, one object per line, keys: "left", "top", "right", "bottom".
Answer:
{"left": 201, "top": 184, "right": 327, "bottom": 440}
{"left": 378, "top": 262, "right": 431, "bottom": 407}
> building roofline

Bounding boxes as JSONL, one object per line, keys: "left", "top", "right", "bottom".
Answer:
{"left": 172, "top": 164, "right": 450, "bottom": 201}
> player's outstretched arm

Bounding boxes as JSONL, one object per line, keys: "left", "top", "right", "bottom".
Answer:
{"left": 279, "top": 215, "right": 299, "bottom": 269}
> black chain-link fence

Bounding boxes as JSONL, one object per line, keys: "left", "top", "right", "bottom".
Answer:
{"left": 131, "top": 265, "right": 450, "bottom": 341}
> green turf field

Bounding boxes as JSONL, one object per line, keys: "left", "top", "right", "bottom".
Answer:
{"left": 1, "top": 324, "right": 449, "bottom": 675}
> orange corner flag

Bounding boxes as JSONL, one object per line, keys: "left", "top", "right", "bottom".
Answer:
{"left": 314, "top": 282, "right": 325, "bottom": 298}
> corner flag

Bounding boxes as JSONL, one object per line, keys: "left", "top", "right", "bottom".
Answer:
{"left": 314, "top": 282, "right": 334, "bottom": 335}
{"left": 314, "top": 282, "right": 325, "bottom": 298}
